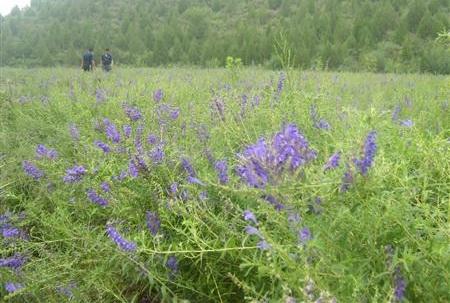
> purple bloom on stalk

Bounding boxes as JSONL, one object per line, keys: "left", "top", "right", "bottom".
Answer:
{"left": 153, "top": 89, "right": 163, "bottom": 102}
{"left": 146, "top": 211, "right": 161, "bottom": 236}
{"left": 340, "top": 165, "right": 354, "bottom": 192}
{"left": 123, "top": 125, "right": 132, "bottom": 138}
{"left": 243, "top": 210, "right": 257, "bottom": 225}
{"left": 276, "top": 72, "right": 286, "bottom": 97}
{"left": 314, "top": 118, "right": 331, "bottom": 130}
{"left": 400, "top": 119, "right": 414, "bottom": 128}
{"left": 106, "top": 224, "right": 136, "bottom": 252}
{"left": 211, "top": 98, "right": 225, "bottom": 121}
{"left": 355, "top": 131, "right": 377, "bottom": 176}
{"left": 262, "top": 194, "right": 285, "bottom": 211}
{"left": 170, "top": 108, "right": 180, "bottom": 120}
{"left": 94, "top": 140, "right": 111, "bottom": 153}
{"left": 5, "top": 282, "right": 24, "bottom": 293}
{"left": 166, "top": 255, "right": 178, "bottom": 273}
{"left": 123, "top": 104, "right": 142, "bottom": 121}
{"left": 393, "top": 267, "right": 406, "bottom": 302}
{"left": 245, "top": 225, "right": 262, "bottom": 237}
{"left": 87, "top": 189, "right": 108, "bottom": 207}
{"left": 299, "top": 227, "right": 312, "bottom": 244}
{"left": 103, "top": 119, "right": 121, "bottom": 143}
{"left": 36, "top": 144, "right": 57, "bottom": 160}
{"left": 101, "top": 182, "right": 111, "bottom": 193}
{"left": 214, "top": 160, "right": 229, "bottom": 184}
{"left": 2, "top": 226, "right": 21, "bottom": 238}
{"left": 128, "top": 159, "right": 139, "bottom": 178}
{"left": 324, "top": 152, "right": 341, "bottom": 171}
{"left": 181, "top": 158, "right": 196, "bottom": 177}
{"left": 256, "top": 240, "right": 271, "bottom": 251}
{"left": 150, "top": 146, "right": 165, "bottom": 164}
{"left": 0, "top": 254, "right": 26, "bottom": 269}
{"left": 187, "top": 176, "right": 205, "bottom": 186}
{"left": 169, "top": 182, "right": 178, "bottom": 195}
{"left": 22, "top": 161, "right": 44, "bottom": 180}
{"left": 147, "top": 134, "right": 158, "bottom": 145}
{"left": 69, "top": 123, "right": 80, "bottom": 141}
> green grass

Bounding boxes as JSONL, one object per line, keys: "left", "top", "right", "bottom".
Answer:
{"left": 0, "top": 67, "right": 449, "bottom": 302}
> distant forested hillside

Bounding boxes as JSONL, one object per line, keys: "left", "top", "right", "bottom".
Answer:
{"left": 1, "top": 0, "right": 449, "bottom": 73}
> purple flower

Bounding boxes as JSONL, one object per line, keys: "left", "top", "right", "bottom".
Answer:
{"left": 123, "top": 125, "right": 132, "bottom": 138}
{"left": 256, "top": 240, "right": 271, "bottom": 251}
{"left": 103, "top": 119, "right": 121, "bottom": 143}
{"left": 243, "top": 210, "right": 257, "bottom": 225}
{"left": 393, "top": 267, "right": 406, "bottom": 301}
{"left": 94, "top": 140, "right": 111, "bottom": 153}
{"left": 187, "top": 176, "right": 205, "bottom": 186}
{"left": 262, "top": 194, "right": 285, "bottom": 211}
{"left": 101, "top": 182, "right": 111, "bottom": 193}
{"left": 87, "top": 189, "right": 108, "bottom": 207}
{"left": 0, "top": 254, "right": 26, "bottom": 269}
{"left": 276, "top": 72, "right": 286, "bottom": 98}
{"left": 36, "top": 144, "right": 58, "bottom": 160}
{"left": 166, "top": 255, "right": 178, "bottom": 273}
{"left": 214, "top": 160, "right": 229, "bottom": 184}
{"left": 170, "top": 108, "right": 180, "bottom": 120}
{"left": 400, "top": 119, "right": 414, "bottom": 128}
{"left": 181, "top": 158, "right": 196, "bottom": 177}
{"left": 128, "top": 159, "right": 139, "bottom": 178}
{"left": 169, "top": 182, "right": 178, "bottom": 195}
{"left": 324, "top": 152, "right": 341, "bottom": 171}
{"left": 5, "top": 282, "right": 24, "bottom": 293}
{"left": 153, "top": 89, "right": 163, "bottom": 102}
{"left": 147, "top": 134, "right": 158, "bottom": 145}
{"left": 95, "top": 89, "right": 107, "bottom": 103}
{"left": 69, "top": 123, "right": 80, "bottom": 141}
{"left": 22, "top": 161, "right": 44, "bottom": 180}
{"left": 340, "top": 165, "right": 354, "bottom": 192}
{"left": 245, "top": 225, "right": 262, "bottom": 238}
{"left": 150, "top": 146, "right": 165, "bottom": 164}
{"left": 106, "top": 224, "right": 136, "bottom": 252}
{"left": 355, "top": 131, "right": 377, "bottom": 176}
{"left": 123, "top": 104, "right": 143, "bottom": 121}
{"left": 2, "top": 226, "right": 21, "bottom": 238}
{"left": 299, "top": 227, "right": 312, "bottom": 244}
{"left": 146, "top": 211, "right": 161, "bottom": 236}
{"left": 63, "top": 165, "right": 86, "bottom": 183}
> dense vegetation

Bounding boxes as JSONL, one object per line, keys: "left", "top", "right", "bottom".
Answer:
{"left": 1, "top": 0, "right": 449, "bottom": 73}
{"left": 0, "top": 67, "right": 449, "bottom": 302}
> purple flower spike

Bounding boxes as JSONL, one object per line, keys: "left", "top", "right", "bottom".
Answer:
{"left": 103, "top": 119, "right": 121, "bottom": 143}
{"left": 166, "top": 255, "right": 178, "bottom": 273}
{"left": 147, "top": 134, "right": 158, "bottom": 145}
{"left": 299, "top": 227, "right": 312, "bottom": 244}
{"left": 153, "top": 89, "right": 163, "bottom": 102}
{"left": 170, "top": 108, "right": 180, "bottom": 120}
{"left": 63, "top": 165, "right": 87, "bottom": 183}
{"left": 123, "top": 104, "right": 143, "bottom": 121}
{"left": 2, "top": 227, "right": 21, "bottom": 238}
{"left": 94, "top": 140, "right": 111, "bottom": 153}
{"left": 123, "top": 125, "right": 132, "bottom": 138}
{"left": 181, "top": 158, "right": 196, "bottom": 177}
{"left": 101, "top": 182, "right": 111, "bottom": 193}
{"left": 355, "top": 131, "right": 377, "bottom": 176}
{"left": 400, "top": 119, "right": 414, "bottom": 128}
{"left": 87, "top": 189, "right": 108, "bottom": 207}
{"left": 5, "top": 282, "right": 24, "bottom": 293}
{"left": 243, "top": 210, "right": 257, "bottom": 225}
{"left": 256, "top": 240, "right": 271, "bottom": 251}
{"left": 262, "top": 194, "right": 285, "bottom": 211}
{"left": 146, "top": 211, "right": 161, "bottom": 236}
{"left": 22, "top": 161, "right": 44, "bottom": 180}
{"left": 106, "top": 224, "right": 136, "bottom": 252}
{"left": 214, "top": 160, "right": 229, "bottom": 184}
{"left": 187, "top": 176, "right": 205, "bottom": 186}
{"left": 393, "top": 267, "right": 406, "bottom": 302}
{"left": 128, "top": 159, "right": 139, "bottom": 178}
{"left": 0, "top": 254, "right": 26, "bottom": 269}
{"left": 245, "top": 225, "right": 262, "bottom": 238}
{"left": 324, "top": 152, "right": 341, "bottom": 171}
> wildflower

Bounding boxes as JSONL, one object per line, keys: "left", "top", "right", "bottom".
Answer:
{"left": 256, "top": 240, "right": 271, "bottom": 251}
{"left": 298, "top": 227, "right": 312, "bottom": 244}
{"left": 36, "top": 144, "right": 57, "bottom": 160}
{"left": 245, "top": 225, "right": 262, "bottom": 237}
{"left": 22, "top": 161, "right": 44, "bottom": 180}
{"left": 393, "top": 267, "right": 406, "bottom": 302}
{"left": 187, "top": 176, "right": 205, "bottom": 186}
{"left": 123, "top": 104, "right": 142, "bottom": 121}
{"left": 101, "top": 182, "right": 111, "bottom": 193}
{"left": 63, "top": 165, "right": 86, "bottom": 183}
{"left": 211, "top": 98, "right": 225, "bottom": 121}
{"left": 170, "top": 108, "right": 180, "bottom": 120}
{"left": 86, "top": 189, "right": 108, "bottom": 207}
{"left": 204, "top": 148, "right": 215, "bottom": 165}
{"left": 153, "top": 89, "right": 163, "bottom": 102}
{"left": 123, "top": 125, "right": 132, "bottom": 138}
{"left": 69, "top": 123, "right": 80, "bottom": 141}
{"left": 94, "top": 140, "right": 111, "bottom": 153}
{"left": 56, "top": 282, "right": 76, "bottom": 299}
{"left": 0, "top": 254, "right": 26, "bottom": 269}
{"left": 5, "top": 282, "right": 24, "bottom": 293}
{"left": 150, "top": 146, "right": 165, "bottom": 164}
{"left": 169, "top": 182, "right": 178, "bottom": 195}
{"left": 181, "top": 158, "right": 196, "bottom": 177}
{"left": 324, "top": 152, "right": 341, "bottom": 171}
{"left": 276, "top": 72, "right": 286, "bottom": 97}
{"left": 340, "top": 165, "right": 353, "bottom": 192}
{"left": 2, "top": 226, "right": 21, "bottom": 239}
{"left": 106, "top": 224, "right": 136, "bottom": 252}
{"left": 147, "top": 134, "right": 158, "bottom": 145}
{"left": 400, "top": 119, "right": 414, "bottom": 128}
{"left": 243, "top": 210, "right": 257, "bottom": 225}
{"left": 103, "top": 119, "right": 121, "bottom": 143}
{"left": 166, "top": 255, "right": 178, "bottom": 273}
{"left": 310, "top": 104, "right": 331, "bottom": 130}
{"left": 128, "top": 159, "right": 139, "bottom": 178}
{"left": 95, "top": 89, "right": 107, "bottom": 103}
{"left": 146, "top": 211, "right": 160, "bottom": 236}
{"left": 262, "top": 194, "right": 285, "bottom": 211}
{"left": 214, "top": 160, "right": 229, "bottom": 184}
{"left": 355, "top": 131, "right": 377, "bottom": 176}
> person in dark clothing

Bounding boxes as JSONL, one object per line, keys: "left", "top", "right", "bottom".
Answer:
{"left": 81, "top": 48, "right": 95, "bottom": 71}
{"left": 101, "top": 48, "right": 113, "bottom": 72}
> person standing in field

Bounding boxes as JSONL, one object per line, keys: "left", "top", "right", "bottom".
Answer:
{"left": 101, "top": 48, "right": 113, "bottom": 72}
{"left": 81, "top": 48, "right": 95, "bottom": 71}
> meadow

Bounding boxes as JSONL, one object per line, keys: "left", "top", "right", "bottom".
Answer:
{"left": 0, "top": 67, "right": 449, "bottom": 302}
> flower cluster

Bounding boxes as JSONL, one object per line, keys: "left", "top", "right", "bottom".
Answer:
{"left": 35, "top": 144, "right": 58, "bottom": 160}
{"left": 243, "top": 210, "right": 271, "bottom": 251}
{"left": 123, "top": 104, "right": 143, "bottom": 121}
{"left": 63, "top": 165, "right": 87, "bottom": 183}
{"left": 354, "top": 131, "right": 377, "bottom": 176}
{"left": 22, "top": 161, "right": 44, "bottom": 180}
{"left": 146, "top": 211, "right": 161, "bottom": 236}
{"left": 310, "top": 104, "right": 331, "bottom": 130}
{"left": 323, "top": 152, "right": 341, "bottom": 171}
{"left": 236, "top": 124, "right": 316, "bottom": 188}
{"left": 106, "top": 224, "right": 136, "bottom": 252}
{"left": 214, "top": 160, "right": 229, "bottom": 184}
{"left": 87, "top": 189, "right": 108, "bottom": 207}
{"left": 103, "top": 118, "right": 121, "bottom": 143}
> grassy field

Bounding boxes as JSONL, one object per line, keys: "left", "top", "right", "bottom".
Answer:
{"left": 0, "top": 67, "right": 449, "bottom": 302}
